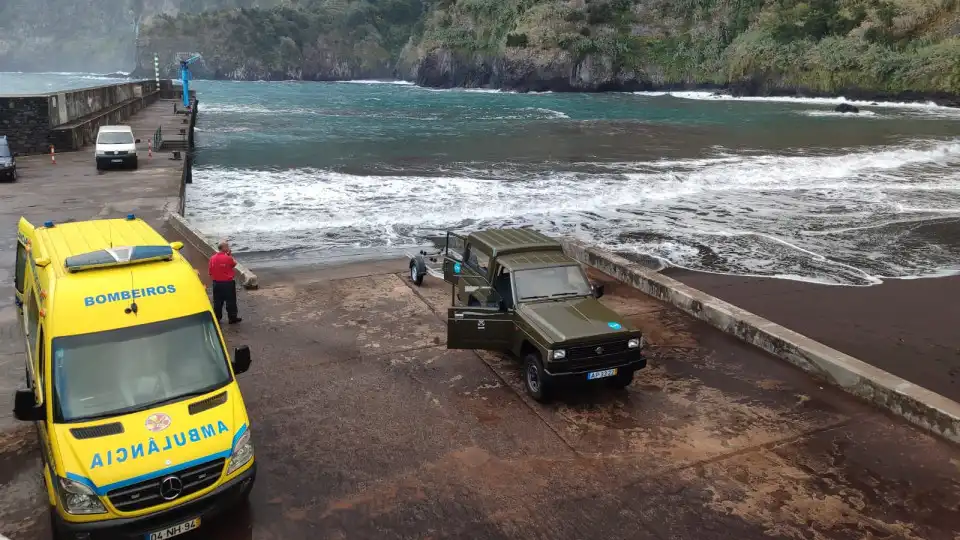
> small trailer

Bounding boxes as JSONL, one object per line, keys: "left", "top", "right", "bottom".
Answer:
{"left": 406, "top": 233, "right": 466, "bottom": 287}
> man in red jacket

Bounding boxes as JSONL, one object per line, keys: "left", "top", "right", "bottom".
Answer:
{"left": 209, "top": 240, "right": 242, "bottom": 324}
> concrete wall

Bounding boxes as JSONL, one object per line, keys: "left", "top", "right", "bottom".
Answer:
{"left": 49, "top": 80, "right": 159, "bottom": 127}
{"left": 50, "top": 91, "right": 160, "bottom": 151}
{"left": 0, "top": 80, "right": 166, "bottom": 155}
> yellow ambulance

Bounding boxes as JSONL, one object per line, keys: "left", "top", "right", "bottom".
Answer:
{"left": 12, "top": 214, "right": 256, "bottom": 540}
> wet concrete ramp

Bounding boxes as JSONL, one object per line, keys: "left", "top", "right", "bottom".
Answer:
{"left": 1, "top": 263, "right": 958, "bottom": 539}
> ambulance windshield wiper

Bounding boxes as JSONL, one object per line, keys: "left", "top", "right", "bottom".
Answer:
{"left": 146, "top": 382, "right": 227, "bottom": 409}
{"left": 69, "top": 382, "right": 228, "bottom": 422}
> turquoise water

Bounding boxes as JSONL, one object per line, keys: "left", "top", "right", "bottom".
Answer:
{"left": 6, "top": 74, "right": 960, "bottom": 285}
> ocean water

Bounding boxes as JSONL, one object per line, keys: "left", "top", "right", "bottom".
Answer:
{"left": 7, "top": 74, "right": 960, "bottom": 285}
{"left": 0, "top": 71, "right": 135, "bottom": 93}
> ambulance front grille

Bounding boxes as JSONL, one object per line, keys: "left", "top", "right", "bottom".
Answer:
{"left": 107, "top": 458, "right": 225, "bottom": 512}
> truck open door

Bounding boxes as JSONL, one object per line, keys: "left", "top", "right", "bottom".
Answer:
{"left": 446, "top": 288, "right": 513, "bottom": 351}
{"left": 442, "top": 232, "right": 467, "bottom": 284}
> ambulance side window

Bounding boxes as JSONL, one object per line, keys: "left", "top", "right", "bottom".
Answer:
{"left": 37, "top": 330, "right": 45, "bottom": 389}
{"left": 15, "top": 242, "right": 26, "bottom": 294}
{"left": 26, "top": 295, "right": 39, "bottom": 345}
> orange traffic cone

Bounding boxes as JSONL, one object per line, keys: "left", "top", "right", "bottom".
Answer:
{"left": 50, "top": 145, "right": 56, "bottom": 165}
{"left": 148, "top": 138, "right": 153, "bottom": 159}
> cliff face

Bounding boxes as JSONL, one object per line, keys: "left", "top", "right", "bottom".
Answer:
{"left": 0, "top": 0, "right": 181, "bottom": 73}
{"left": 5, "top": 0, "right": 960, "bottom": 104}
{"left": 400, "top": 0, "right": 960, "bottom": 103}
{"left": 135, "top": 1, "right": 426, "bottom": 81}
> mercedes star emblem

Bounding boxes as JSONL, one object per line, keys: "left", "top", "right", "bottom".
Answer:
{"left": 160, "top": 476, "right": 184, "bottom": 501}
{"left": 595, "top": 346, "right": 604, "bottom": 355}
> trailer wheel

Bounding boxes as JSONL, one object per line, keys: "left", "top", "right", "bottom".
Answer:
{"left": 409, "top": 258, "right": 425, "bottom": 286}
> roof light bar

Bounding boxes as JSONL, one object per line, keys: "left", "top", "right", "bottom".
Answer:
{"left": 64, "top": 245, "right": 174, "bottom": 272}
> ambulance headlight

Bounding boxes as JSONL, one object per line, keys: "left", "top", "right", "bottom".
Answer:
{"left": 57, "top": 477, "right": 106, "bottom": 514}
{"left": 226, "top": 429, "right": 254, "bottom": 475}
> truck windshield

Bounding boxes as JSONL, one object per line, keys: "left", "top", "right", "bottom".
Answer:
{"left": 52, "top": 312, "right": 231, "bottom": 423}
{"left": 514, "top": 265, "right": 592, "bottom": 300}
{"left": 98, "top": 132, "right": 134, "bottom": 144}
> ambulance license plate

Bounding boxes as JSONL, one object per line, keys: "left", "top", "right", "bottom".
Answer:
{"left": 146, "top": 517, "right": 200, "bottom": 540}
{"left": 587, "top": 368, "right": 617, "bottom": 380}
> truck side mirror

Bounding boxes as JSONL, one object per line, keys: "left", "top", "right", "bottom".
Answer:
{"left": 592, "top": 283, "right": 605, "bottom": 299}
{"left": 14, "top": 389, "right": 45, "bottom": 422}
{"left": 233, "top": 345, "right": 252, "bottom": 375}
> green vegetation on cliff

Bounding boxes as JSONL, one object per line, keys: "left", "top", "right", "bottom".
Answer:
{"left": 2, "top": 0, "right": 958, "bottom": 100}
{"left": 401, "top": 0, "right": 960, "bottom": 98}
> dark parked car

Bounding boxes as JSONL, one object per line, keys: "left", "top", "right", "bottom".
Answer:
{"left": 0, "top": 136, "right": 17, "bottom": 181}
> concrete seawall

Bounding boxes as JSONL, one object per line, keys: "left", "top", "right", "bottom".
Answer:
{"left": 166, "top": 212, "right": 259, "bottom": 289}
{"left": 560, "top": 238, "right": 960, "bottom": 444}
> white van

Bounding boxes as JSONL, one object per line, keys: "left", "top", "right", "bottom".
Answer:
{"left": 95, "top": 125, "right": 141, "bottom": 170}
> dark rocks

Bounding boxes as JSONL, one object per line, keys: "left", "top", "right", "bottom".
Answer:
{"left": 0, "top": 97, "right": 52, "bottom": 155}
{"left": 835, "top": 103, "right": 860, "bottom": 113}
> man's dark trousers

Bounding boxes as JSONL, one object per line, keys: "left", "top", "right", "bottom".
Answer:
{"left": 213, "top": 279, "right": 239, "bottom": 322}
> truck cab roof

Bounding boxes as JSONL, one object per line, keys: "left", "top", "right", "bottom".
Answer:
{"left": 466, "top": 228, "right": 565, "bottom": 260}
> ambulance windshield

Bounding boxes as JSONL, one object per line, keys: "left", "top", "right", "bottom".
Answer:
{"left": 51, "top": 312, "right": 231, "bottom": 422}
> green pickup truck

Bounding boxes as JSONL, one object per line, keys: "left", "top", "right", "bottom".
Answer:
{"left": 409, "top": 228, "right": 647, "bottom": 402}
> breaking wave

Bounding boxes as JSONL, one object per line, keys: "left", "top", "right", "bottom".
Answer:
{"left": 187, "top": 137, "right": 960, "bottom": 285}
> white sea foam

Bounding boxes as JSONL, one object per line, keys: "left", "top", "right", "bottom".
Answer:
{"left": 800, "top": 110, "right": 882, "bottom": 118}
{"left": 187, "top": 137, "right": 960, "bottom": 285}
{"left": 340, "top": 80, "right": 415, "bottom": 85}
{"left": 522, "top": 107, "right": 570, "bottom": 119}
{"left": 634, "top": 91, "right": 960, "bottom": 117}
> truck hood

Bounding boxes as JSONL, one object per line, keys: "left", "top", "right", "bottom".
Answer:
{"left": 52, "top": 386, "right": 247, "bottom": 496}
{"left": 518, "top": 297, "right": 633, "bottom": 344}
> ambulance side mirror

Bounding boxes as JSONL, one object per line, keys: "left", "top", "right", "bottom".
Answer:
{"left": 14, "top": 389, "right": 45, "bottom": 422}
{"left": 233, "top": 345, "right": 252, "bottom": 375}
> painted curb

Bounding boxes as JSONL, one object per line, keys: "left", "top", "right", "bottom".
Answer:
{"left": 560, "top": 238, "right": 960, "bottom": 444}
{"left": 165, "top": 212, "right": 259, "bottom": 290}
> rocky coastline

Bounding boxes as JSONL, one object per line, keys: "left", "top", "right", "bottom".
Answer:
{"left": 128, "top": 49, "right": 960, "bottom": 110}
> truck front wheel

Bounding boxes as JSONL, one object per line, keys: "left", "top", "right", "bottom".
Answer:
{"left": 524, "top": 353, "right": 552, "bottom": 403}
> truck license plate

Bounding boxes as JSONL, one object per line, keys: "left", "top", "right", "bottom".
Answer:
{"left": 587, "top": 368, "right": 618, "bottom": 380}
{"left": 111, "top": 159, "right": 123, "bottom": 163}
{"left": 146, "top": 517, "right": 200, "bottom": 539}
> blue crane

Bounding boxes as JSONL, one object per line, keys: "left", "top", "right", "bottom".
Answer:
{"left": 179, "top": 54, "right": 202, "bottom": 109}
